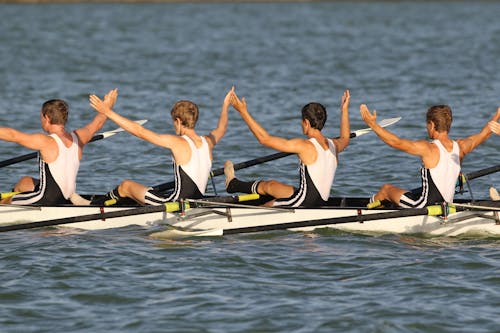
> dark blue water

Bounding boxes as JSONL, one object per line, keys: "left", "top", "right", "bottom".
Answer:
{"left": 0, "top": 2, "right": 499, "bottom": 332}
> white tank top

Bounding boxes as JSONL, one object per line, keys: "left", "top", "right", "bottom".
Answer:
{"left": 180, "top": 135, "right": 212, "bottom": 194}
{"left": 429, "top": 139, "right": 460, "bottom": 202}
{"left": 307, "top": 138, "right": 337, "bottom": 201}
{"left": 48, "top": 132, "right": 80, "bottom": 199}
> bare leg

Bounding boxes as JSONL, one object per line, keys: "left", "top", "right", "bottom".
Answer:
{"left": 224, "top": 160, "right": 294, "bottom": 199}
{"left": 490, "top": 186, "right": 500, "bottom": 201}
{"left": 13, "top": 176, "right": 36, "bottom": 192}
{"left": 0, "top": 176, "right": 36, "bottom": 204}
{"left": 224, "top": 160, "right": 235, "bottom": 188}
{"left": 256, "top": 180, "right": 294, "bottom": 199}
{"left": 374, "top": 183, "right": 407, "bottom": 205}
{"left": 118, "top": 179, "right": 149, "bottom": 205}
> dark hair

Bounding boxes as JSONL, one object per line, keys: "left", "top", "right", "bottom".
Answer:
{"left": 301, "top": 102, "right": 327, "bottom": 130}
{"left": 41, "top": 99, "right": 69, "bottom": 125}
{"left": 171, "top": 100, "right": 199, "bottom": 129}
{"left": 426, "top": 105, "right": 452, "bottom": 132}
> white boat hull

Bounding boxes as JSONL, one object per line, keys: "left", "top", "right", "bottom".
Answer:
{"left": 163, "top": 206, "right": 500, "bottom": 237}
{"left": 0, "top": 205, "right": 168, "bottom": 230}
{"left": 1, "top": 198, "right": 498, "bottom": 237}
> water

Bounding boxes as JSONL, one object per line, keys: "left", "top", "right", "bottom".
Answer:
{"left": 0, "top": 2, "right": 499, "bottom": 332}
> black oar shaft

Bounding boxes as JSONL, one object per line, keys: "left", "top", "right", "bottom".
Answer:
{"left": 466, "top": 164, "right": 500, "bottom": 181}
{"left": 224, "top": 206, "right": 432, "bottom": 235}
{"left": 0, "top": 152, "right": 38, "bottom": 168}
{"left": 212, "top": 152, "right": 292, "bottom": 177}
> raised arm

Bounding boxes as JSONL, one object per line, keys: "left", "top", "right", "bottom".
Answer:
{"left": 89, "top": 94, "right": 183, "bottom": 150}
{"left": 0, "top": 128, "right": 53, "bottom": 151}
{"left": 229, "top": 89, "right": 310, "bottom": 154}
{"left": 76, "top": 89, "right": 118, "bottom": 145}
{"left": 332, "top": 89, "right": 350, "bottom": 153}
{"left": 457, "top": 107, "right": 500, "bottom": 157}
{"left": 205, "top": 86, "right": 233, "bottom": 148}
{"left": 360, "top": 104, "right": 430, "bottom": 157}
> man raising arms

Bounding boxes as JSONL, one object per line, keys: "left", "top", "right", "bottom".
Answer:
{"left": 89, "top": 88, "right": 232, "bottom": 205}
{"left": 224, "top": 89, "right": 350, "bottom": 207}
{"left": 360, "top": 104, "right": 500, "bottom": 208}
{"left": 0, "top": 89, "right": 116, "bottom": 205}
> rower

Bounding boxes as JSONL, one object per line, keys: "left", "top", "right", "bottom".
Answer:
{"left": 224, "top": 88, "right": 350, "bottom": 207}
{"left": 0, "top": 90, "right": 117, "bottom": 205}
{"left": 88, "top": 87, "right": 233, "bottom": 206}
{"left": 361, "top": 104, "right": 500, "bottom": 209}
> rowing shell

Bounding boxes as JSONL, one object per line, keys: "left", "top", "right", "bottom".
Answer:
{"left": 157, "top": 199, "right": 500, "bottom": 238}
{"left": 0, "top": 197, "right": 499, "bottom": 237}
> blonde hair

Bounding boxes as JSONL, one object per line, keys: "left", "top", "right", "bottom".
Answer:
{"left": 170, "top": 100, "right": 199, "bottom": 129}
{"left": 426, "top": 105, "right": 452, "bottom": 132}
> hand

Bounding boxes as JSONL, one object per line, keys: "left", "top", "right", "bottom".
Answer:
{"left": 89, "top": 95, "right": 111, "bottom": 116}
{"left": 489, "top": 121, "right": 500, "bottom": 135}
{"left": 223, "top": 86, "right": 234, "bottom": 108}
{"left": 341, "top": 89, "right": 350, "bottom": 112}
{"left": 229, "top": 90, "right": 247, "bottom": 115}
{"left": 103, "top": 88, "right": 118, "bottom": 109}
{"left": 360, "top": 104, "right": 377, "bottom": 127}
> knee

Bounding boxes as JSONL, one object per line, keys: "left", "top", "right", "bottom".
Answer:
{"left": 118, "top": 179, "right": 134, "bottom": 195}
{"left": 258, "top": 180, "right": 278, "bottom": 194}
{"left": 379, "top": 183, "right": 392, "bottom": 192}
{"left": 376, "top": 183, "right": 395, "bottom": 199}
{"left": 14, "top": 176, "right": 35, "bottom": 192}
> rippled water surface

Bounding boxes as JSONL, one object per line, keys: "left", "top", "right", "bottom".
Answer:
{"left": 0, "top": 2, "right": 499, "bottom": 332}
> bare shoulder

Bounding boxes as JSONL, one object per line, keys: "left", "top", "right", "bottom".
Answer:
{"left": 157, "top": 133, "right": 188, "bottom": 147}
{"left": 291, "top": 137, "right": 314, "bottom": 150}
{"left": 296, "top": 138, "right": 317, "bottom": 164}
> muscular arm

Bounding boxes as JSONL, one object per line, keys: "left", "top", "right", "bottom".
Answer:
{"left": 205, "top": 86, "right": 232, "bottom": 148}
{"left": 457, "top": 107, "right": 500, "bottom": 158}
{"left": 229, "top": 90, "right": 312, "bottom": 154}
{"left": 360, "top": 104, "right": 432, "bottom": 158}
{"left": 0, "top": 128, "right": 53, "bottom": 151}
{"left": 76, "top": 89, "right": 118, "bottom": 145}
{"left": 332, "top": 89, "right": 351, "bottom": 153}
{"left": 89, "top": 93, "right": 185, "bottom": 151}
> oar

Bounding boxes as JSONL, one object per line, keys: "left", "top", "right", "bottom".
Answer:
{"left": 465, "top": 163, "right": 500, "bottom": 181}
{"left": 0, "top": 193, "right": 259, "bottom": 232}
{"left": 223, "top": 204, "right": 453, "bottom": 235}
{"left": 0, "top": 119, "right": 148, "bottom": 168}
{"left": 153, "top": 117, "right": 402, "bottom": 193}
